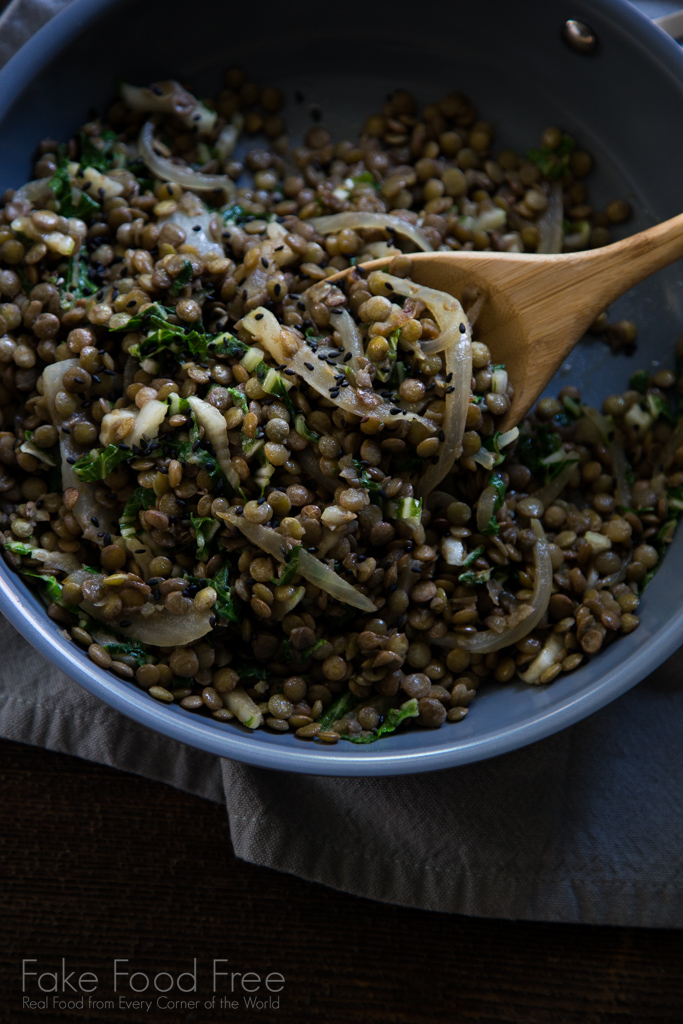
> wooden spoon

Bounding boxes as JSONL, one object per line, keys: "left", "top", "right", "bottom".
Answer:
{"left": 333, "top": 214, "right": 683, "bottom": 430}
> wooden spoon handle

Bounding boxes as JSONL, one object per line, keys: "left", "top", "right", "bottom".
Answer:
{"left": 580, "top": 211, "right": 683, "bottom": 311}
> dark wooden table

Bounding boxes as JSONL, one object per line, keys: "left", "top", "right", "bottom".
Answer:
{"left": 1, "top": 739, "right": 683, "bottom": 1024}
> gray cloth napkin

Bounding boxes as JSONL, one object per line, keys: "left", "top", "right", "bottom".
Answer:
{"left": 2, "top": 0, "right": 683, "bottom": 928}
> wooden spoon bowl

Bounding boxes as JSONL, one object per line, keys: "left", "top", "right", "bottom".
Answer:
{"left": 331, "top": 213, "right": 683, "bottom": 430}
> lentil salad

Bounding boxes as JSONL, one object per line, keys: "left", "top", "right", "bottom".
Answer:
{"left": 0, "top": 73, "right": 679, "bottom": 744}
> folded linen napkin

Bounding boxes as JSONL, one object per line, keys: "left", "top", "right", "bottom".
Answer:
{"left": 2, "top": 0, "right": 683, "bottom": 928}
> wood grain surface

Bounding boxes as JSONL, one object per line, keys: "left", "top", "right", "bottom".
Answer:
{"left": 1, "top": 737, "right": 683, "bottom": 1024}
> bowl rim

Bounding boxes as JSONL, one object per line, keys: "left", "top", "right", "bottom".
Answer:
{"left": 1, "top": 0, "right": 683, "bottom": 776}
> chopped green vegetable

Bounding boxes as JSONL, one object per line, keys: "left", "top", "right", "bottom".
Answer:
{"left": 275, "top": 544, "right": 301, "bottom": 586}
{"left": 340, "top": 698, "right": 420, "bottom": 743}
{"left": 110, "top": 301, "right": 175, "bottom": 332}
{"left": 119, "top": 487, "right": 155, "bottom": 539}
{"left": 350, "top": 170, "right": 379, "bottom": 189}
{"left": 462, "top": 545, "right": 484, "bottom": 568}
{"left": 169, "top": 413, "right": 230, "bottom": 493}
{"left": 517, "top": 425, "right": 564, "bottom": 480}
{"left": 295, "top": 414, "right": 319, "bottom": 444}
{"left": 171, "top": 259, "right": 194, "bottom": 296}
{"left": 73, "top": 444, "right": 135, "bottom": 482}
{"left": 458, "top": 567, "right": 493, "bottom": 586}
{"left": 130, "top": 325, "right": 246, "bottom": 366}
{"left": 317, "top": 689, "right": 360, "bottom": 731}
{"left": 190, "top": 513, "right": 220, "bottom": 561}
{"left": 630, "top": 370, "right": 650, "bottom": 394}
{"left": 18, "top": 570, "right": 66, "bottom": 605}
{"left": 78, "top": 129, "right": 118, "bottom": 172}
{"left": 98, "top": 636, "right": 149, "bottom": 668}
{"left": 167, "top": 393, "right": 190, "bottom": 416}
{"left": 394, "top": 496, "right": 422, "bottom": 520}
{"left": 21, "top": 430, "right": 57, "bottom": 467}
{"left": 646, "top": 393, "right": 673, "bottom": 423}
{"left": 527, "top": 134, "right": 575, "bottom": 179}
{"left": 210, "top": 565, "right": 240, "bottom": 623}
{"left": 222, "top": 204, "right": 251, "bottom": 225}
{"left": 353, "top": 459, "right": 384, "bottom": 502}
{"left": 302, "top": 637, "right": 327, "bottom": 662}
{"left": 60, "top": 246, "right": 99, "bottom": 308}
{"left": 482, "top": 472, "right": 506, "bottom": 536}
{"left": 227, "top": 387, "right": 249, "bottom": 414}
{"left": 562, "top": 395, "right": 582, "bottom": 419}
{"left": 4, "top": 539, "right": 37, "bottom": 557}
{"left": 375, "top": 328, "right": 400, "bottom": 383}
{"left": 49, "top": 156, "right": 100, "bottom": 219}
{"left": 483, "top": 431, "right": 509, "bottom": 468}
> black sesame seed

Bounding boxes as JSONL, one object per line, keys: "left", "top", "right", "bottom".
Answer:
{"left": 304, "top": 362, "right": 314, "bottom": 371}
{"left": 91, "top": 517, "right": 99, "bottom": 527}
{"left": 255, "top": 312, "right": 264, "bottom": 320}
{"left": 459, "top": 323, "right": 466, "bottom": 333}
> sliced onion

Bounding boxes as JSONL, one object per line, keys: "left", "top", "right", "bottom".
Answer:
{"left": 224, "top": 687, "right": 263, "bottom": 729}
{"left": 310, "top": 212, "right": 433, "bottom": 252}
{"left": 41, "top": 359, "right": 118, "bottom": 543}
{"left": 122, "top": 81, "right": 216, "bottom": 132}
{"left": 125, "top": 536, "right": 157, "bottom": 580}
{"left": 26, "top": 548, "right": 82, "bottom": 573}
{"left": 581, "top": 404, "right": 612, "bottom": 443}
{"left": 67, "top": 569, "right": 214, "bottom": 644}
{"left": 187, "top": 396, "right": 243, "bottom": 494}
{"left": 242, "top": 307, "right": 436, "bottom": 431}
{"left": 302, "top": 282, "right": 363, "bottom": 370}
{"left": 598, "top": 553, "right": 632, "bottom": 590}
{"left": 13, "top": 177, "right": 53, "bottom": 206}
{"left": 610, "top": 428, "right": 632, "bottom": 509}
{"left": 536, "top": 182, "right": 564, "bottom": 254}
{"left": 158, "top": 193, "right": 224, "bottom": 258}
{"left": 129, "top": 399, "right": 167, "bottom": 449}
{"left": 138, "top": 121, "right": 234, "bottom": 199}
{"left": 518, "top": 633, "right": 565, "bottom": 684}
{"left": 330, "top": 308, "right": 364, "bottom": 370}
{"left": 436, "top": 518, "right": 552, "bottom": 653}
{"left": 532, "top": 454, "right": 580, "bottom": 508}
{"left": 216, "top": 115, "right": 243, "bottom": 163}
{"left": 360, "top": 241, "right": 402, "bottom": 259}
{"left": 220, "top": 510, "right": 376, "bottom": 612}
{"left": 656, "top": 416, "right": 683, "bottom": 472}
{"left": 476, "top": 484, "right": 498, "bottom": 533}
{"left": 417, "top": 330, "right": 472, "bottom": 497}
{"left": 466, "top": 292, "right": 485, "bottom": 328}
{"left": 369, "top": 272, "right": 470, "bottom": 357}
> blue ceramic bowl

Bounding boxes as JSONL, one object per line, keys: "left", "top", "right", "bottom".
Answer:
{"left": 1, "top": 0, "right": 683, "bottom": 775}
